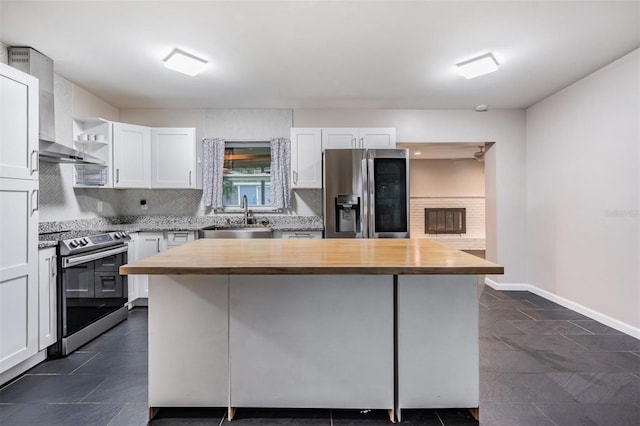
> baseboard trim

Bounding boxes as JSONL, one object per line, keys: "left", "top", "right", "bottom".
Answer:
{"left": 1, "top": 350, "right": 46, "bottom": 386}
{"left": 484, "top": 278, "right": 640, "bottom": 339}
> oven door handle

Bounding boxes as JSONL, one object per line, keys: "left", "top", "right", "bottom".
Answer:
{"left": 62, "top": 245, "right": 128, "bottom": 268}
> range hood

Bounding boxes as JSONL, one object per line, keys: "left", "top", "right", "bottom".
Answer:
{"left": 8, "top": 47, "right": 104, "bottom": 165}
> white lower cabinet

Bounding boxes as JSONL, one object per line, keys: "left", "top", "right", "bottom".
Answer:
{"left": 130, "top": 232, "right": 164, "bottom": 302}
{"left": 128, "top": 231, "right": 196, "bottom": 305}
{"left": 38, "top": 248, "right": 57, "bottom": 350}
{"left": 0, "top": 178, "right": 39, "bottom": 376}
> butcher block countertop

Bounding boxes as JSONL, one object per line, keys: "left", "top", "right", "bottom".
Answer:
{"left": 120, "top": 238, "right": 503, "bottom": 275}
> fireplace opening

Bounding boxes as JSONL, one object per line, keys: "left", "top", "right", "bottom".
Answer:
{"left": 424, "top": 208, "right": 466, "bottom": 234}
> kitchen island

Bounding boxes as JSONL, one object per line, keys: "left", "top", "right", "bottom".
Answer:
{"left": 120, "top": 239, "right": 503, "bottom": 422}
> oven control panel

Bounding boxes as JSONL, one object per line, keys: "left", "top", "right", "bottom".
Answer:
{"left": 60, "top": 231, "right": 131, "bottom": 256}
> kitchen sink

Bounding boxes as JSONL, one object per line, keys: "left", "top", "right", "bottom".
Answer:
{"left": 198, "top": 225, "right": 273, "bottom": 239}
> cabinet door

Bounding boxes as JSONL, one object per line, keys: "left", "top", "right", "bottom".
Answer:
{"left": 113, "top": 122, "right": 151, "bottom": 188}
{"left": 321, "top": 128, "right": 359, "bottom": 150}
{"left": 135, "top": 232, "right": 164, "bottom": 298}
{"left": 359, "top": 128, "right": 396, "bottom": 149}
{"left": 0, "top": 178, "right": 39, "bottom": 372}
{"left": 0, "top": 64, "right": 39, "bottom": 180}
{"left": 38, "top": 248, "right": 57, "bottom": 350}
{"left": 151, "top": 128, "right": 196, "bottom": 188}
{"left": 290, "top": 128, "right": 322, "bottom": 189}
{"left": 126, "top": 240, "right": 137, "bottom": 304}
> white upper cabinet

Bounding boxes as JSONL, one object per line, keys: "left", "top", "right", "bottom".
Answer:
{"left": 321, "top": 128, "right": 359, "bottom": 149}
{"left": 321, "top": 128, "right": 396, "bottom": 150}
{"left": 0, "top": 64, "right": 39, "bottom": 181}
{"left": 358, "top": 128, "right": 396, "bottom": 149}
{"left": 151, "top": 128, "right": 196, "bottom": 188}
{"left": 113, "top": 122, "right": 151, "bottom": 188}
{"left": 290, "top": 128, "right": 322, "bottom": 189}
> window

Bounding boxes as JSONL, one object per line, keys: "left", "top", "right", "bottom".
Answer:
{"left": 222, "top": 143, "right": 271, "bottom": 207}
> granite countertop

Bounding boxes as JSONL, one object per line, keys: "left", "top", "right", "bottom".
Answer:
{"left": 120, "top": 238, "right": 504, "bottom": 276}
{"left": 38, "top": 215, "right": 324, "bottom": 248}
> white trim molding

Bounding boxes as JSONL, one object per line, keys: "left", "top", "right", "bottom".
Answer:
{"left": 484, "top": 278, "right": 640, "bottom": 339}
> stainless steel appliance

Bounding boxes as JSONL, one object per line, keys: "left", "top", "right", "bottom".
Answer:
{"left": 49, "top": 231, "right": 131, "bottom": 356}
{"left": 324, "top": 148, "right": 409, "bottom": 238}
{"left": 8, "top": 46, "right": 103, "bottom": 164}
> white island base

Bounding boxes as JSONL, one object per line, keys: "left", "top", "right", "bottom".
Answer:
{"left": 147, "top": 274, "right": 478, "bottom": 423}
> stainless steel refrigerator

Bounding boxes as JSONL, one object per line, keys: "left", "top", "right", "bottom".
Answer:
{"left": 324, "top": 148, "right": 409, "bottom": 238}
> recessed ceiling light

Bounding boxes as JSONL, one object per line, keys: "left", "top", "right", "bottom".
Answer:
{"left": 164, "top": 48, "right": 207, "bottom": 76}
{"left": 456, "top": 53, "right": 499, "bottom": 79}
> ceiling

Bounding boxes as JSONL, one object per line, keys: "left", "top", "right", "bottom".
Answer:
{"left": 1, "top": 1, "right": 638, "bottom": 110}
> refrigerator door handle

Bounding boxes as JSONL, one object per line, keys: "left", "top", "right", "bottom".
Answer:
{"left": 367, "top": 154, "right": 376, "bottom": 238}
{"left": 361, "top": 151, "right": 368, "bottom": 238}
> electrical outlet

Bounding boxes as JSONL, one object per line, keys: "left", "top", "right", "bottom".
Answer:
{"left": 140, "top": 199, "right": 148, "bottom": 211}
{"left": 97, "top": 201, "right": 103, "bottom": 212}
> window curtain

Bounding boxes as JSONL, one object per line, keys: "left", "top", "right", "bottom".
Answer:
{"left": 202, "top": 138, "right": 225, "bottom": 208}
{"left": 270, "top": 138, "right": 291, "bottom": 209}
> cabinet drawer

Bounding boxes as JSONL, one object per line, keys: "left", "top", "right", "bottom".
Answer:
{"left": 166, "top": 231, "right": 195, "bottom": 247}
{"left": 280, "top": 231, "right": 323, "bottom": 239}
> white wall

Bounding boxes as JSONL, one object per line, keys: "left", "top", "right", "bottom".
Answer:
{"left": 72, "top": 84, "right": 119, "bottom": 122}
{"left": 526, "top": 49, "right": 639, "bottom": 330}
{"left": 294, "top": 109, "right": 527, "bottom": 284}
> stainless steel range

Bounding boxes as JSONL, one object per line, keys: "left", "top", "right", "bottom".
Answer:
{"left": 49, "top": 231, "right": 131, "bottom": 357}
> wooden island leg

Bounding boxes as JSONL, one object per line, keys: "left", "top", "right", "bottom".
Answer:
{"left": 148, "top": 407, "right": 159, "bottom": 420}
{"left": 469, "top": 407, "right": 479, "bottom": 421}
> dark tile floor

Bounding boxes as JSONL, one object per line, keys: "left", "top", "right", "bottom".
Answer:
{"left": 1, "top": 285, "right": 639, "bottom": 425}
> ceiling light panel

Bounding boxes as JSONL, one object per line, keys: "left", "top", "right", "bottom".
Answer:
{"left": 456, "top": 53, "right": 499, "bottom": 79}
{"left": 164, "top": 49, "right": 208, "bottom": 76}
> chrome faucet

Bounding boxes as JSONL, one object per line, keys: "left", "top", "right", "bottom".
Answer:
{"left": 242, "top": 195, "right": 249, "bottom": 225}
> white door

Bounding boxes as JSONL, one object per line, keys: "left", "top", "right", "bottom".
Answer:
{"left": 113, "top": 123, "right": 151, "bottom": 188}
{"left": 38, "top": 248, "right": 57, "bottom": 350}
{"left": 0, "top": 178, "right": 39, "bottom": 373}
{"left": 135, "top": 232, "right": 164, "bottom": 298}
{"left": 321, "top": 128, "right": 359, "bottom": 150}
{"left": 151, "top": 128, "right": 196, "bottom": 188}
{"left": 0, "top": 64, "right": 39, "bottom": 181}
{"left": 359, "top": 128, "right": 396, "bottom": 149}
{"left": 290, "top": 128, "right": 322, "bottom": 189}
